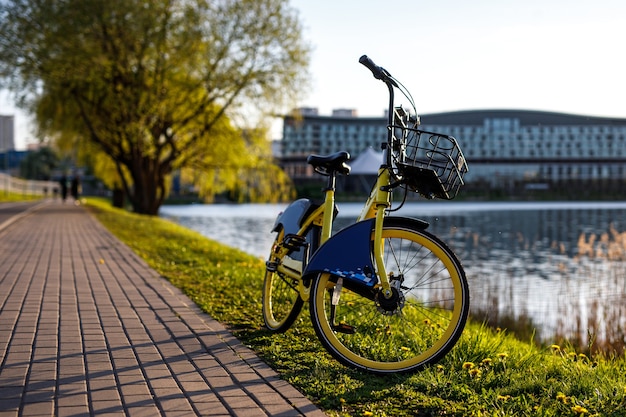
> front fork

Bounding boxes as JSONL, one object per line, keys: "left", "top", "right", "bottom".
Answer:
{"left": 358, "top": 166, "right": 393, "bottom": 298}
{"left": 373, "top": 204, "right": 392, "bottom": 298}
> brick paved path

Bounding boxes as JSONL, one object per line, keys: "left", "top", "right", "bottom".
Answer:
{"left": 0, "top": 202, "right": 325, "bottom": 416}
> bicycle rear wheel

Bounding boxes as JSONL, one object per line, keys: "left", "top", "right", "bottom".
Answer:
{"left": 309, "top": 218, "right": 469, "bottom": 374}
{"left": 262, "top": 228, "right": 304, "bottom": 332}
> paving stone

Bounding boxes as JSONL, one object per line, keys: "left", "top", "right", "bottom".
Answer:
{"left": 0, "top": 202, "right": 325, "bottom": 416}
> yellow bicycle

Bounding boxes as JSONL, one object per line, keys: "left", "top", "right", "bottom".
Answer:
{"left": 262, "top": 55, "right": 470, "bottom": 374}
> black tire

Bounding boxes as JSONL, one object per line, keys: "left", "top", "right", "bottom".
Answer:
{"left": 262, "top": 229, "right": 304, "bottom": 332}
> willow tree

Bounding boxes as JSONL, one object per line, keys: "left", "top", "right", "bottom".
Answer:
{"left": 0, "top": 0, "right": 308, "bottom": 214}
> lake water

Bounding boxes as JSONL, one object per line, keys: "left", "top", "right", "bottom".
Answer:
{"left": 159, "top": 201, "right": 626, "bottom": 344}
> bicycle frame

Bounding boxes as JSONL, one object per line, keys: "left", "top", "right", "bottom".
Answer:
{"left": 272, "top": 72, "right": 401, "bottom": 301}
{"left": 271, "top": 169, "right": 393, "bottom": 301}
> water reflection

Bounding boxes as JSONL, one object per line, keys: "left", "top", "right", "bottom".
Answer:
{"left": 160, "top": 201, "right": 626, "bottom": 344}
{"left": 419, "top": 204, "right": 626, "bottom": 342}
{"left": 159, "top": 203, "right": 284, "bottom": 258}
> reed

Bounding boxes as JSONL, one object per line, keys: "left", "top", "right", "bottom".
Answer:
{"left": 465, "top": 223, "right": 626, "bottom": 356}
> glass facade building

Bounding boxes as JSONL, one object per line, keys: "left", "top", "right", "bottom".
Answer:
{"left": 281, "top": 109, "right": 626, "bottom": 187}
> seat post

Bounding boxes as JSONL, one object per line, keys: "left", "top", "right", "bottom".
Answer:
{"left": 324, "top": 171, "right": 337, "bottom": 192}
{"left": 320, "top": 171, "right": 337, "bottom": 243}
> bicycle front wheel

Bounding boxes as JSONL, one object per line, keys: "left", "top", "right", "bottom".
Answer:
{"left": 262, "top": 229, "right": 304, "bottom": 332}
{"left": 309, "top": 219, "right": 469, "bottom": 374}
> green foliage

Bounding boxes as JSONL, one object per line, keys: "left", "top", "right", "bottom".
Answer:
{"left": 18, "top": 147, "right": 60, "bottom": 180}
{"left": 0, "top": 0, "right": 309, "bottom": 214}
{"left": 180, "top": 124, "right": 296, "bottom": 203}
{"left": 88, "top": 198, "right": 626, "bottom": 416}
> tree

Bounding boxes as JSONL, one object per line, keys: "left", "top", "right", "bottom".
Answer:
{"left": 18, "top": 147, "right": 60, "bottom": 180}
{"left": 0, "top": 0, "right": 308, "bottom": 214}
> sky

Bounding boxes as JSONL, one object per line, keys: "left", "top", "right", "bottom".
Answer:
{"left": 290, "top": 0, "right": 626, "bottom": 119}
{"left": 2, "top": 0, "right": 625, "bottom": 149}
{"left": 0, "top": 91, "right": 33, "bottom": 151}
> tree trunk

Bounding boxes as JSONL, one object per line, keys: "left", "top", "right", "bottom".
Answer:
{"left": 112, "top": 188, "right": 125, "bottom": 208}
{"left": 127, "top": 157, "right": 167, "bottom": 215}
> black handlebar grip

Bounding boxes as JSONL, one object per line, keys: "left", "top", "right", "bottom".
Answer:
{"left": 359, "top": 55, "right": 385, "bottom": 80}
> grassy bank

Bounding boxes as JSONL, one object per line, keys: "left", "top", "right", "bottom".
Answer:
{"left": 86, "top": 198, "right": 626, "bottom": 416}
{"left": 0, "top": 192, "right": 41, "bottom": 203}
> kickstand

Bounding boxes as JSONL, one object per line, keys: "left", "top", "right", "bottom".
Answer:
{"left": 329, "top": 289, "right": 355, "bottom": 334}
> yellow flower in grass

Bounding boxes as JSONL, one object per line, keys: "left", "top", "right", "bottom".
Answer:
{"left": 462, "top": 362, "right": 475, "bottom": 369}
{"left": 363, "top": 412, "right": 374, "bottom": 417}
{"left": 550, "top": 344, "right": 561, "bottom": 352}
{"left": 571, "top": 405, "right": 588, "bottom": 415}
{"left": 481, "top": 358, "right": 493, "bottom": 366}
{"left": 497, "top": 353, "right": 508, "bottom": 360}
{"left": 469, "top": 368, "right": 481, "bottom": 378}
{"left": 497, "top": 395, "right": 511, "bottom": 401}
{"left": 556, "top": 392, "right": 568, "bottom": 404}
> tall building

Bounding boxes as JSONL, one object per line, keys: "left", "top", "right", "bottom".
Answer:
{"left": 0, "top": 115, "right": 15, "bottom": 151}
{"left": 281, "top": 108, "right": 626, "bottom": 188}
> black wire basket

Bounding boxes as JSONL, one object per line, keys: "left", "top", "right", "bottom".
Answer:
{"left": 391, "top": 126, "right": 468, "bottom": 199}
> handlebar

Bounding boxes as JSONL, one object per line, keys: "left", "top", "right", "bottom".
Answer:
{"left": 359, "top": 55, "right": 398, "bottom": 87}
{"left": 359, "top": 54, "right": 402, "bottom": 152}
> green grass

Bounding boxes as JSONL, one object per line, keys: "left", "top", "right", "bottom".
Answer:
{"left": 86, "top": 197, "right": 626, "bottom": 416}
{"left": 0, "top": 192, "right": 42, "bottom": 202}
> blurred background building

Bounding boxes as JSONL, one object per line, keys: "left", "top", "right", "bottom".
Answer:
{"left": 0, "top": 115, "right": 14, "bottom": 151}
{"left": 279, "top": 108, "right": 626, "bottom": 197}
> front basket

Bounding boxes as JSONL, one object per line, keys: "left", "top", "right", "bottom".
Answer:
{"left": 391, "top": 126, "right": 469, "bottom": 199}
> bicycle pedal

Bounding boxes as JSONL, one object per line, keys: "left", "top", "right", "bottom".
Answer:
{"left": 282, "top": 234, "right": 307, "bottom": 251}
{"left": 332, "top": 323, "right": 355, "bottom": 334}
{"left": 266, "top": 261, "right": 278, "bottom": 272}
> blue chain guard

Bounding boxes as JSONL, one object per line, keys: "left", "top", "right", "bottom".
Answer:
{"left": 303, "top": 218, "right": 377, "bottom": 287}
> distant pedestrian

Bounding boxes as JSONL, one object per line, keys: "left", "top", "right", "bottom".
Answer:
{"left": 71, "top": 174, "right": 81, "bottom": 205}
{"left": 59, "top": 176, "right": 68, "bottom": 203}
